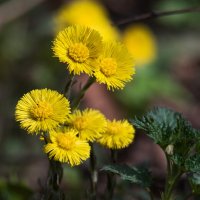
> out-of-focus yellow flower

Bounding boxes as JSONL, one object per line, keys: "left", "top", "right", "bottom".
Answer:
{"left": 52, "top": 25, "right": 102, "bottom": 75}
{"left": 15, "top": 89, "right": 71, "bottom": 134}
{"left": 54, "top": 0, "right": 119, "bottom": 41}
{"left": 98, "top": 119, "right": 135, "bottom": 149}
{"left": 44, "top": 128, "right": 90, "bottom": 166}
{"left": 94, "top": 42, "right": 135, "bottom": 90}
{"left": 66, "top": 109, "right": 107, "bottom": 142}
{"left": 122, "top": 24, "right": 157, "bottom": 66}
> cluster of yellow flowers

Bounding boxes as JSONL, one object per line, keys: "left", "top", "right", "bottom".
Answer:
{"left": 54, "top": 0, "right": 119, "bottom": 41}
{"left": 15, "top": 89, "right": 135, "bottom": 166}
{"left": 15, "top": 24, "right": 136, "bottom": 167}
{"left": 54, "top": 0, "right": 157, "bottom": 66}
{"left": 53, "top": 25, "right": 135, "bottom": 90}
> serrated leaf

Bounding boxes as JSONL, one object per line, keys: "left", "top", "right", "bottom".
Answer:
{"left": 187, "top": 172, "right": 200, "bottom": 194}
{"left": 189, "top": 173, "right": 200, "bottom": 185}
{"left": 131, "top": 107, "right": 180, "bottom": 147}
{"left": 102, "top": 164, "right": 151, "bottom": 188}
{"left": 131, "top": 107, "right": 200, "bottom": 168}
{"left": 185, "top": 155, "right": 200, "bottom": 173}
{"left": 131, "top": 107, "right": 199, "bottom": 150}
{"left": 170, "top": 154, "right": 185, "bottom": 167}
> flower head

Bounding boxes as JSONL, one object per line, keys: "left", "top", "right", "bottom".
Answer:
{"left": 122, "top": 24, "right": 157, "bottom": 66}
{"left": 44, "top": 128, "right": 90, "bottom": 166}
{"left": 98, "top": 119, "right": 135, "bottom": 149}
{"left": 66, "top": 109, "right": 107, "bottom": 142}
{"left": 52, "top": 25, "right": 103, "bottom": 75}
{"left": 15, "top": 89, "right": 70, "bottom": 134}
{"left": 54, "top": 0, "right": 119, "bottom": 41}
{"left": 94, "top": 42, "right": 135, "bottom": 90}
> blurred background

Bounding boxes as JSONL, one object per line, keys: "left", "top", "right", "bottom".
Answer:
{"left": 0, "top": 0, "right": 200, "bottom": 199}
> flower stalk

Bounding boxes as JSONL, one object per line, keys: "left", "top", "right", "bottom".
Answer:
{"left": 90, "top": 143, "right": 98, "bottom": 200}
{"left": 64, "top": 74, "right": 75, "bottom": 99}
{"left": 41, "top": 160, "right": 64, "bottom": 200}
{"left": 15, "top": 23, "right": 137, "bottom": 200}
{"left": 72, "top": 77, "right": 95, "bottom": 109}
{"left": 107, "top": 150, "right": 117, "bottom": 200}
{"left": 161, "top": 155, "right": 182, "bottom": 200}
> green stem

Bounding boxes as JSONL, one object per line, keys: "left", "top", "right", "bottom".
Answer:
{"left": 162, "top": 171, "right": 182, "bottom": 200}
{"left": 111, "top": 150, "right": 117, "bottom": 164}
{"left": 43, "top": 132, "right": 50, "bottom": 144}
{"left": 42, "top": 135, "right": 64, "bottom": 199}
{"left": 47, "top": 160, "right": 63, "bottom": 190}
{"left": 72, "top": 77, "right": 95, "bottom": 110}
{"left": 90, "top": 143, "right": 98, "bottom": 200}
{"left": 162, "top": 155, "right": 182, "bottom": 200}
{"left": 107, "top": 150, "right": 117, "bottom": 200}
{"left": 146, "top": 187, "right": 154, "bottom": 200}
{"left": 64, "top": 74, "right": 74, "bottom": 99}
{"left": 41, "top": 159, "right": 64, "bottom": 199}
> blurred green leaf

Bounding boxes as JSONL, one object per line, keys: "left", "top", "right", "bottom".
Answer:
{"left": 132, "top": 107, "right": 199, "bottom": 150}
{"left": 63, "top": 166, "right": 82, "bottom": 187}
{"left": 102, "top": 164, "right": 151, "bottom": 188}
{"left": 0, "top": 22, "right": 34, "bottom": 61}
{"left": 0, "top": 179, "right": 32, "bottom": 200}
{"left": 185, "top": 155, "right": 200, "bottom": 173}
{"left": 170, "top": 154, "right": 185, "bottom": 167}
{"left": 116, "top": 66, "right": 188, "bottom": 112}
{"left": 188, "top": 172, "right": 200, "bottom": 195}
{"left": 154, "top": 0, "right": 200, "bottom": 28}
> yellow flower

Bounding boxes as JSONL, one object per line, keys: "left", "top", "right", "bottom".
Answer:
{"left": 52, "top": 25, "right": 103, "bottom": 75}
{"left": 54, "top": 0, "right": 119, "bottom": 41}
{"left": 122, "top": 24, "right": 157, "bottom": 66}
{"left": 94, "top": 42, "right": 135, "bottom": 90}
{"left": 44, "top": 128, "right": 90, "bottom": 166}
{"left": 15, "top": 89, "right": 70, "bottom": 134}
{"left": 66, "top": 109, "right": 107, "bottom": 142}
{"left": 98, "top": 119, "right": 135, "bottom": 149}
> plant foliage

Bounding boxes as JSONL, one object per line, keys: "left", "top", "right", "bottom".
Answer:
{"left": 102, "top": 164, "right": 151, "bottom": 188}
{"left": 187, "top": 172, "right": 200, "bottom": 195}
{"left": 131, "top": 107, "right": 199, "bottom": 150}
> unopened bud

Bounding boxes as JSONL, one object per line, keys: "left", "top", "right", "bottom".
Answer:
{"left": 165, "top": 144, "right": 174, "bottom": 155}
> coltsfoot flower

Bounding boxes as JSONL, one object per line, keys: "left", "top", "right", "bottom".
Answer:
{"left": 94, "top": 42, "right": 135, "bottom": 90}
{"left": 66, "top": 109, "right": 107, "bottom": 142}
{"left": 98, "top": 119, "right": 135, "bottom": 149}
{"left": 52, "top": 25, "right": 103, "bottom": 75}
{"left": 122, "top": 24, "right": 157, "bottom": 65}
{"left": 44, "top": 128, "right": 90, "bottom": 166}
{"left": 54, "top": 0, "right": 119, "bottom": 41}
{"left": 15, "top": 89, "right": 70, "bottom": 134}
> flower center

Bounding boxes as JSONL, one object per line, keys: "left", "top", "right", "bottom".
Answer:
{"left": 57, "top": 134, "right": 75, "bottom": 150}
{"left": 108, "top": 126, "right": 118, "bottom": 135}
{"left": 73, "top": 117, "right": 87, "bottom": 131}
{"left": 100, "top": 58, "right": 117, "bottom": 77}
{"left": 68, "top": 43, "right": 89, "bottom": 63}
{"left": 30, "top": 102, "right": 53, "bottom": 121}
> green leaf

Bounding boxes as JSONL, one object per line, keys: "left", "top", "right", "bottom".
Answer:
{"left": 132, "top": 107, "right": 179, "bottom": 147}
{"left": 132, "top": 107, "right": 200, "bottom": 169}
{"left": 102, "top": 164, "right": 151, "bottom": 188}
{"left": 170, "top": 154, "right": 185, "bottom": 167}
{"left": 131, "top": 107, "right": 199, "bottom": 150}
{"left": 0, "top": 179, "right": 33, "bottom": 200}
{"left": 187, "top": 172, "right": 200, "bottom": 194}
{"left": 185, "top": 155, "right": 200, "bottom": 173}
